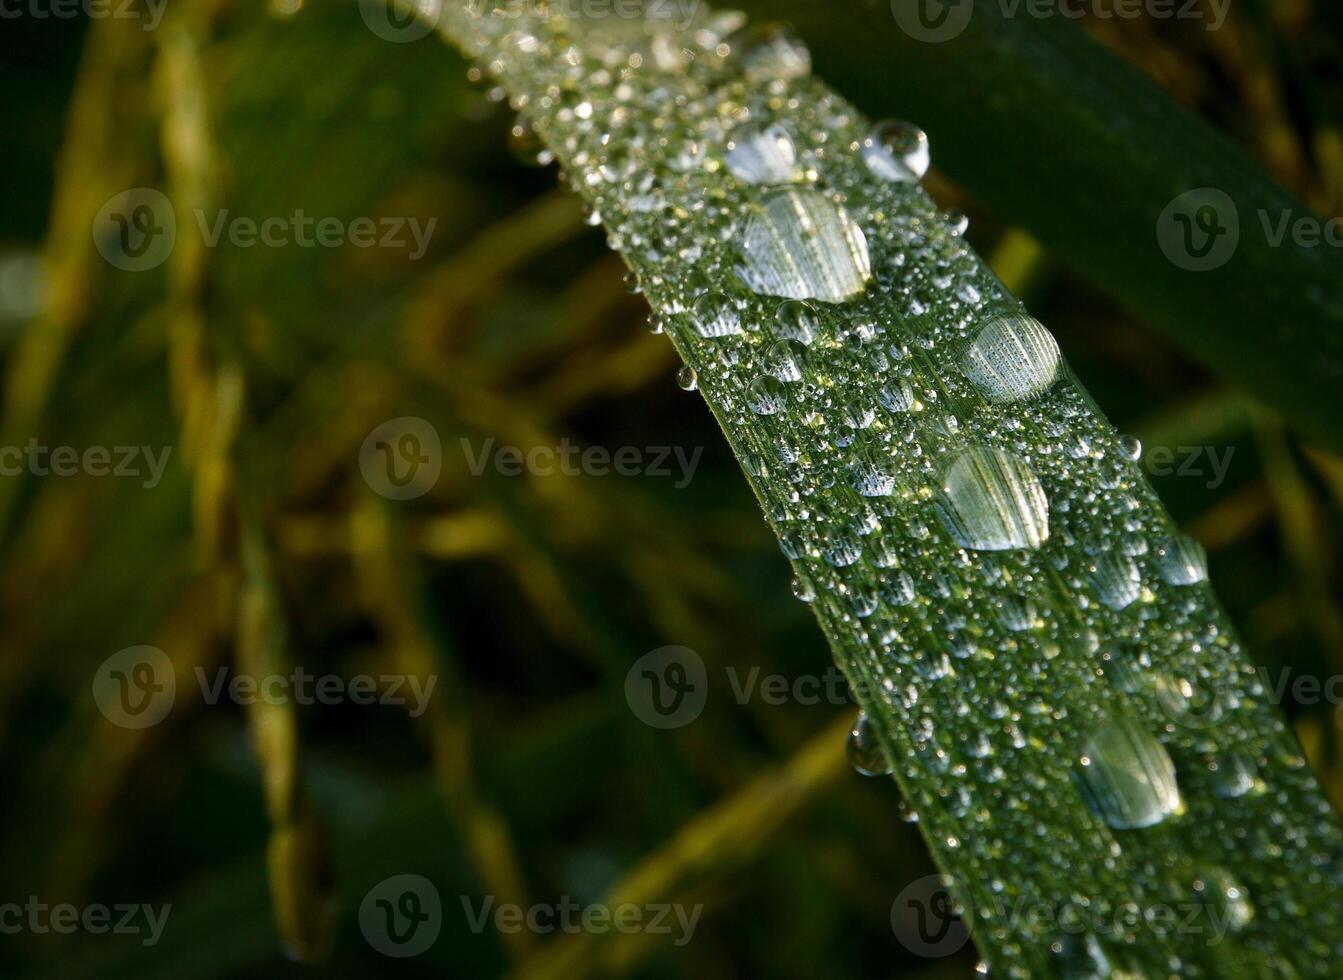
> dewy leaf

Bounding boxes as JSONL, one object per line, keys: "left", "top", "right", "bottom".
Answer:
{"left": 430, "top": 3, "right": 1343, "bottom": 974}
{"left": 733, "top": 0, "right": 1343, "bottom": 454}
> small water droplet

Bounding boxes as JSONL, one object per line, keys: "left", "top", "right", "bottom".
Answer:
{"left": 791, "top": 575, "right": 815, "bottom": 603}
{"left": 1076, "top": 717, "right": 1182, "bottom": 829}
{"left": 677, "top": 365, "right": 698, "bottom": 391}
{"left": 847, "top": 712, "right": 891, "bottom": 776}
{"left": 1191, "top": 867, "right": 1253, "bottom": 933}
{"left": 934, "top": 447, "right": 1050, "bottom": 551}
{"left": 737, "top": 188, "right": 872, "bottom": 303}
{"left": 960, "top": 312, "right": 1061, "bottom": 404}
{"left": 861, "top": 120, "right": 931, "bottom": 183}
{"left": 1118, "top": 434, "right": 1143, "bottom": 462}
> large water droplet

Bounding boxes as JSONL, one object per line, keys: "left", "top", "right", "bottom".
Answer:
{"left": 737, "top": 189, "right": 872, "bottom": 303}
{"left": 847, "top": 712, "right": 892, "bottom": 776}
{"left": 1155, "top": 534, "right": 1208, "bottom": 586}
{"left": 725, "top": 122, "right": 798, "bottom": 185}
{"left": 960, "top": 312, "right": 1061, "bottom": 404}
{"left": 934, "top": 448, "right": 1050, "bottom": 551}
{"left": 729, "top": 23, "right": 812, "bottom": 81}
{"left": 1076, "top": 717, "right": 1182, "bottom": 829}
{"left": 774, "top": 299, "right": 820, "bottom": 343}
{"left": 861, "top": 120, "right": 930, "bottom": 183}
{"left": 691, "top": 291, "right": 743, "bottom": 338}
{"left": 746, "top": 375, "right": 788, "bottom": 415}
{"left": 1088, "top": 553, "right": 1142, "bottom": 611}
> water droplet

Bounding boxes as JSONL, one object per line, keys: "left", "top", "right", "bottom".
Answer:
{"left": 880, "top": 569, "right": 916, "bottom": 606}
{"left": 775, "top": 299, "right": 820, "bottom": 344}
{"left": 849, "top": 448, "right": 897, "bottom": 497}
{"left": 746, "top": 375, "right": 788, "bottom": 415}
{"left": 1076, "top": 717, "right": 1182, "bottom": 829}
{"left": 960, "top": 312, "right": 1061, "bottom": 404}
{"left": 765, "top": 339, "right": 813, "bottom": 382}
{"left": 1191, "top": 867, "right": 1253, "bottom": 933}
{"left": 791, "top": 575, "right": 815, "bottom": 603}
{"left": 847, "top": 712, "right": 891, "bottom": 776}
{"left": 677, "top": 365, "right": 698, "bottom": 391}
{"left": 876, "top": 378, "right": 915, "bottom": 413}
{"left": 725, "top": 122, "right": 798, "bottom": 185}
{"left": 934, "top": 448, "right": 1050, "bottom": 551}
{"left": 737, "top": 188, "right": 872, "bottom": 303}
{"left": 1155, "top": 534, "right": 1208, "bottom": 586}
{"left": 729, "top": 23, "right": 812, "bottom": 81}
{"left": 691, "top": 291, "right": 743, "bottom": 338}
{"left": 1088, "top": 553, "right": 1142, "bottom": 611}
{"left": 1118, "top": 434, "right": 1143, "bottom": 462}
{"left": 1208, "top": 751, "right": 1259, "bottom": 799}
{"left": 860, "top": 120, "right": 930, "bottom": 183}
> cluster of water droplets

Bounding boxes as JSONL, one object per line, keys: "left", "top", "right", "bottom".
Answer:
{"left": 438, "top": 3, "right": 1343, "bottom": 974}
